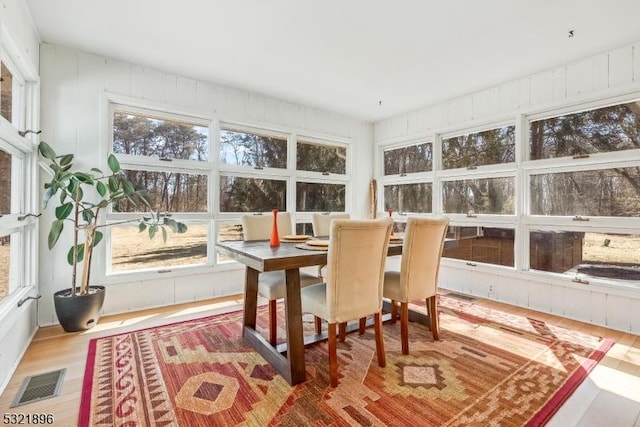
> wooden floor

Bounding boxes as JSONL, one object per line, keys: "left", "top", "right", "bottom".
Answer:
{"left": 0, "top": 293, "right": 639, "bottom": 426}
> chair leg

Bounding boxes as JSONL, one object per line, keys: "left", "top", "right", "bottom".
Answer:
{"left": 390, "top": 300, "right": 398, "bottom": 324}
{"left": 315, "top": 316, "right": 322, "bottom": 334}
{"left": 338, "top": 322, "right": 346, "bottom": 342}
{"left": 269, "top": 299, "right": 277, "bottom": 345}
{"left": 399, "top": 302, "right": 409, "bottom": 355}
{"left": 359, "top": 317, "right": 366, "bottom": 334}
{"left": 374, "top": 311, "right": 386, "bottom": 367}
{"left": 428, "top": 295, "right": 440, "bottom": 341}
{"left": 328, "top": 323, "right": 338, "bottom": 387}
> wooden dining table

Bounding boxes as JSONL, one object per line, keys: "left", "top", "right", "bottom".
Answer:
{"left": 215, "top": 238, "right": 454, "bottom": 385}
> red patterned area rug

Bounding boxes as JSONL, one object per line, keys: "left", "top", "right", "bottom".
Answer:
{"left": 79, "top": 295, "right": 613, "bottom": 426}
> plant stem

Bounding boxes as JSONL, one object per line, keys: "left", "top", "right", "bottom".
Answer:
{"left": 71, "top": 192, "right": 79, "bottom": 296}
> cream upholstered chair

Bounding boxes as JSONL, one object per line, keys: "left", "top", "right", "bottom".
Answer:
{"left": 241, "top": 212, "right": 321, "bottom": 345}
{"left": 301, "top": 217, "right": 393, "bottom": 387}
{"left": 384, "top": 216, "right": 449, "bottom": 355}
{"left": 311, "top": 212, "right": 351, "bottom": 237}
{"left": 311, "top": 212, "right": 350, "bottom": 279}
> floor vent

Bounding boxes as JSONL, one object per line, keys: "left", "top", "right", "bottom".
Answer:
{"left": 445, "top": 292, "right": 477, "bottom": 302}
{"left": 11, "top": 369, "right": 66, "bottom": 407}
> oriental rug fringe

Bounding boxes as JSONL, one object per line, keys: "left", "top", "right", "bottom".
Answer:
{"left": 80, "top": 295, "right": 613, "bottom": 426}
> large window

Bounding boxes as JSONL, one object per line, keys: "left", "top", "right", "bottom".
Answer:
{"left": 523, "top": 100, "right": 640, "bottom": 286}
{"left": 108, "top": 108, "right": 351, "bottom": 273}
{"left": 442, "top": 125, "right": 515, "bottom": 169}
{"left": 443, "top": 177, "right": 515, "bottom": 215}
{"left": 109, "top": 106, "right": 211, "bottom": 274}
{"left": 383, "top": 142, "right": 432, "bottom": 175}
{"left": 529, "top": 101, "right": 640, "bottom": 160}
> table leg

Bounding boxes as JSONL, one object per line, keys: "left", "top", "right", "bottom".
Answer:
{"left": 243, "top": 267, "right": 259, "bottom": 333}
{"left": 284, "top": 268, "right": 306, "bottom": 384}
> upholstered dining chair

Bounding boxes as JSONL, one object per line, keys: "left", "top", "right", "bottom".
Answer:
{"left": 301, "top": 217, "right": 393, "bottom": 387}
{"left": 241, "top": 212, "right": 322, "bottom": 345}
{"left": 311, "top": 212, "right": 350, "bottom": 280}
{"left": 383, "top": 216, "right": 449, "bottom": 355}
{"left": 311, "top": 212, "right": 351, "bottom": 238}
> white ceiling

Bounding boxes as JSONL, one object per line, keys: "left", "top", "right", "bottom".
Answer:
{"left": 25, "top": 0, "right": 640, "bottom": 121}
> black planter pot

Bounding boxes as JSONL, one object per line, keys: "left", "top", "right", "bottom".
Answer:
{"left": 53, "top": 285, "right": 106, "bottom": 332}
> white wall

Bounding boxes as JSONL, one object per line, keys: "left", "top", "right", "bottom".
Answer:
{"left": 0, "top": 0, "right": 40, "bottom": 394}
{"left": 374, "top": 41, "right": 640, "bottom": 334}
{"left": 38, "top": 43, "right": 373, "bottom": 325}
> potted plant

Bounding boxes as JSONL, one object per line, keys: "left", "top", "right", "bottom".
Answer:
{"left": 38, "top": 141, "right": 187, "bottom": 332}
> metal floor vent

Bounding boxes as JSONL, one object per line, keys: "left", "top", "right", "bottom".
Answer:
{"left": 11, "top": 368, "right": 66, "bottom": 407}
{"left": 445, "top": 292, "right": 477, "bottom": 302}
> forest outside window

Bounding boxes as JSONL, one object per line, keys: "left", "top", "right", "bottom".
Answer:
{"left": 529, "top": 100, "right": 640, "bottom": 160}
{"left": 296, "top": 182, "right": 345, "bottom": 212}
{"left": 442, "top": 125, "right": 515, "bottom": 169}
{"left": 383, "top": 183, "right": 432, "bottom": 213}
{"left": 109, "top": 105, "right": 211, "bottom": 274}
{"left": 383, "top": 142, "right": 432, "bottom": 176}
{"left": 296, "top": 139, "right": 346, "bottom": 175}
{"left": 442, "top": 177, "right": 515, "bottom": 215}
{"left": 113, "top": 110, "right": 209, "bottom": 161}
{"left": 219, "top": 176, "right": 287, "bottom": 212}
{"left": 220, "top": 127, "right": 287, "bottom": 169}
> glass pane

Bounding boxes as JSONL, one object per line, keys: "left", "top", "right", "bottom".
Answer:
{"left": 530, "top": 101, "right": 640, "bottom": 160}
{"left": 530, "top": 230, "right": 640, "bottom": 284}
{"left": 0, "top": 149, "right": 11, "bottom": 215}
{"left": 218, "top": 223, "right": 243, "bottom": 242}
{"left": 219, "top": 176, "right": 287, "bottom": 212}
{"left": 443, "top": 177, "right": 515, "bottom": 214}
{"left": 0, "top": 62, "right": 13, "bottom": 122}
{"left": 220, "top": 129, "right": 287, "bottom": 169}
{"left": 116, "top": 170, "right": 208, "bottom": 213}
{"left": 530, "top": 167, "right": 640, "bottom": 217}
{"left": 113, "top": 111, "right": 209, "bottom": 161}
{"left": 0, "top": 234, "right": 10, "bottom": 302}
{"left": 295, "top": 223, "right": 314, "bottom": 235}
{"left": 444, "top": 226, "right": 514, "bottom": 267}
{"left": 442, "top": 125, "right": 515, "bottom": 169}
{"left": 384, "top": 183, "right": 432, "bottom": 213}
{"left": 110, "top": 223, "right": 208, "bottom": 272}
{"left": 296, "top": 182, "right": 345, "bottom": 212}
{"left": 383, "top": 143, "right": 432, "bottom": 175}
{"left": 297, "top": 140, "right": 346, "bottom": 174}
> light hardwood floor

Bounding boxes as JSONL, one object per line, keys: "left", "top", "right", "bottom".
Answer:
{"left": 0, "top": 294, "right": 638, "bottom": 426}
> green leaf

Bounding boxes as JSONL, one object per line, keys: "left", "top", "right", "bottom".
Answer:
{"left": 66, "top": 244, "right": 84, "bottom": 265}
{"left": 70, "top": 185, "right": 84, "bottom": 202}
{"left": 108, "top": 176, "right": 118, "bottom": 193}
{"left": 59, "top": 191, "right": 67, "bottom": 204}
{"left": 92, "top": 231, "right": 103, "bottom": 247}
{"left": 91, "top": 167, "right": 103, "bottom": 174}
{"left": 177, "top": 222, "right": 188, "bottom": 233}
{"left": 96, "top": 181, "right": 107, "bottom": 197}
{"left": 43, "top": 187, "right": 55, "bottom": 208}
{"left": 163, "top": 217, "right": 178, "bottom": 232}
{"left": 149, "top": 225, "right": 157, "bottom": 239}
{"left": 107, "top": 154, "right": 120, "bottom": 173}
{"left": 48, "top": 219, "right": 64, "bottom": 249}
{"left": 121, "top": 179, "right": 134, "bottom": 195}
{"left": 38, "top": 141, "right": 57, "bottom": 160}
{"left": 161, "top": 226, "right": 167, "bottom": 243}
{"left": 81, "top": 209, "right": 94, "bottom": 223}
{"left": 59, "top": 154, "right": 74, "bottom": 166}
{"left": 55, "top": 202, "right": 73, "bottom": 220}
{"left": 138, "top": 222, "right": 147, "bottom": 232}
{"left": 74, "top": 172, "right": 94, "bottom": 184}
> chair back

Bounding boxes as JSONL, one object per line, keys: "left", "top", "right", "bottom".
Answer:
{"left": 311, "top": 212, "right": 350, "bottom": 237}
{"left": 400, "top": 216, "right": 450, "bottom": 301}
{"left": 241, "top": 212, "right": 293, "bottom": 241}
{"left": 325, "top": 218, "right": 393, "bottom": 323}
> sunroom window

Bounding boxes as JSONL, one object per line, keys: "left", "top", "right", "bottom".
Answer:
{"left": 529, "top": 101, "right": 640, "bottom": 160}
{"left": 442, "top": 125, "right": 515, "bottom": 169}
{"left": 220, "top": 127, "right": 287, "bottom": 169}
{"left": 108, "top": 105, "right": 211, "bottom": 274}
{"left": 383, "top": 142, "right": 432, "bottom": 175}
